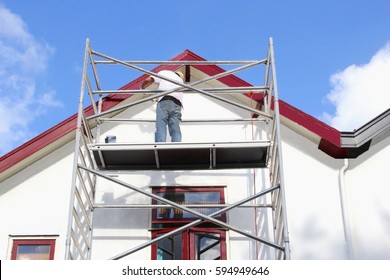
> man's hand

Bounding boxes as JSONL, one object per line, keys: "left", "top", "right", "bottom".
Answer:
{"left": 141, "top": 76, "right": 154, "bottom": 89}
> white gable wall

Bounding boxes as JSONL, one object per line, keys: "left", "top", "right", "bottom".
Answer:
{"left": 97, "top": 93, "right": 265, "bottom": 144}
{"left": 281, "top": 125, "right": 347, "bottom": 259}
{"left": 0, "top": 141, "right": 75, "bottom": 259}
{"left": 345, "top": 134, "right": 390, "bottom": 259}
{"left": 281, "top": 124, "right": 390, "bottom": 259}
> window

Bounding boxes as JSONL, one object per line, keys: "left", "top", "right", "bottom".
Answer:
{"left": 10, "top": 239, "right": 56, "bottom": 260}
{"left": 152, "top": 187, "right": 226, "bottom": 226}
{"left": 151, "top": 186, "right": 227, "bottom": 260}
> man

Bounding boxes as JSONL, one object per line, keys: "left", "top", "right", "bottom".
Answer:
{"left": 141, "top": 70, "right": 184, "bottom": 142}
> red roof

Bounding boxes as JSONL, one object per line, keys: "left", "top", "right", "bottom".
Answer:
{"left": 0, "top": 49, "right": 346, "bottom": 176}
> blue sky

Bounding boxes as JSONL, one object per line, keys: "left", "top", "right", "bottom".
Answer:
{"left": 0, "top": 0, "right": 389, "bottom": 155}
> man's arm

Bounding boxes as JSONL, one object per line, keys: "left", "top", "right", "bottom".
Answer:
{"left": 141, "top": 76, "right": 154, "bottom": 89}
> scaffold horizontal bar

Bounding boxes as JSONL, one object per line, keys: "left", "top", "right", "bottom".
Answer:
{"left": 92, "top": 86, "right": 268, "bottom": 95}
{"left": 92, "top": 59, "right": 268, "bottom": 65}
{"left": 93, "top": 203, "right": 273, "bottom": 209}
{"left": 89, "top": 140, "right": 271, "bottom": 151}
{"left": 98, "top": 117, "right": 268, "bottom": 123}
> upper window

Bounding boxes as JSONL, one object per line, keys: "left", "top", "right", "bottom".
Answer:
{"left": 10, "top": 239, "right": 56, "bottom": 260}
{"left": 151, "top": 186, "right": 226, "bottom": 227}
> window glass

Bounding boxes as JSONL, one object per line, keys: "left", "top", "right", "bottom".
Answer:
{"left": 156, "top": 191, "right": 221, "bottom": 219}
{"left": 194, "top": 232, "right": 221, "bottom": 260}
{"left": 16, "top": 244, "right": 51, "bottom": 260}
{"left": 156, "top": 233, "right": 183, "bottom": 260}
{"left": 152, "top": 187, "right": 225, "bottom": 224}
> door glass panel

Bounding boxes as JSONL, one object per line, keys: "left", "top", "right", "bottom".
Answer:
{"left": 157, "top": 233, "right": 182, "bottom": 260}
{"left": 194, "top": 232, "right": 221, "bottom": 260}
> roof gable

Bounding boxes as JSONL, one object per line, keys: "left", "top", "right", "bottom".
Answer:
{"left": 1, "top": 49, "right": 387, "bottom": 180}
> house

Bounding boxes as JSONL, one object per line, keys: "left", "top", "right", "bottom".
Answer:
{"left": 1, "top": 39, "right": 389, "bottom": 260}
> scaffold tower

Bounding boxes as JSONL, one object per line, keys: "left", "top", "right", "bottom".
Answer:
{"left": 65, "top": 37, "right": 291, "bottom": 260}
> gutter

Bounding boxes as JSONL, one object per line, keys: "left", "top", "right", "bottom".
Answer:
{"left": 338, "top": 158, "right": 354, "bottom": 259}
{"left": 319, "top": 108, "right": 390, "bottom": 159}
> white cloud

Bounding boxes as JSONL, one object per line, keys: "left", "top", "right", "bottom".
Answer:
{"left": 0, "top": 6, "right": 62, "bottom": 156}
{"left": 321, "top": 43, "right": 390, "bottom": 131}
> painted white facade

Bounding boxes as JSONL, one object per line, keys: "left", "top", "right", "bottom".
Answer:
{"left": 1, "top": 87, "right": 389, "bottom": 260}
{"left": 280, "top": 124, "right": 390, "bottom": 259}
{"left": 345, "top": 135, "right": 390, "bottom": 259}
{"left": 281, "top": 125, "right": 347, "bottom": 259}
{"left": 0, "top": 141, "right": 74, "bottom": 259}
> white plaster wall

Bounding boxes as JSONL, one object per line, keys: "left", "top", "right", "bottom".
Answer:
{"left": 97, "top": 94, "right": 267, "bottom": 144}
{"left": 345, "top": 135, "right": 390, "bottom": 259}
{"left": 0, "top": 141, "right": 75, "bottom": 260}
{"left": 281, "top": 125, "right": 347, "bottom": 259}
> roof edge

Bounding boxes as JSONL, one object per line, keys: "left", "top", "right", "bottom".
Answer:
{"left": 0, "top": 114, "right": 77, "bottom": 173}
{"left": 319, "top": 108, "right": 390, "bottom": 158}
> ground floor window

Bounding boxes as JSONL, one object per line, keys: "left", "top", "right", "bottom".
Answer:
{"left": 10, "top": 238, "right": 56, "bottom": 260}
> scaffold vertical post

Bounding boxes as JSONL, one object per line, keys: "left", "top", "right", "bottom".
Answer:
{"left": 269, "top": 37, "right": 291, "bottom": 259}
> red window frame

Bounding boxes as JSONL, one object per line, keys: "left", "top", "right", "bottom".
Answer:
{"left": 11, "top": 239, "right": 56, "bottom": 260}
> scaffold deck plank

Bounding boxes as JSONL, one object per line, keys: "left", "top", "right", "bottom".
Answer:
{"left": 89, "top": 141, "right": 270, "bottom": 170}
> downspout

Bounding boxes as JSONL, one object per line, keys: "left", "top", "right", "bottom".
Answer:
{"left": 338, "top": 158, "right": 354, "bottom": 259}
